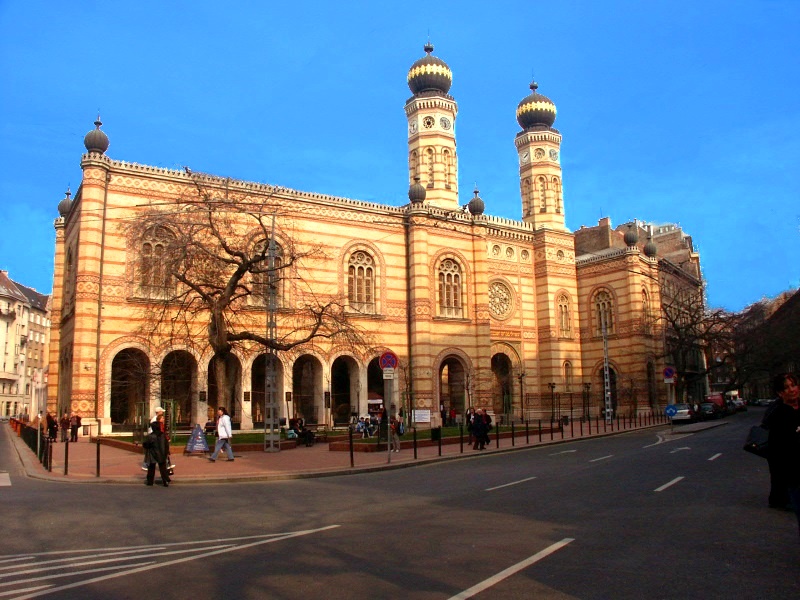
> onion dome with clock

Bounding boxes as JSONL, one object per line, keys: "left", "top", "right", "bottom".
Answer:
{"left": 84, "top": 116, "right": 109, "bottom": 154}
{"left": 407, "top": 42, "right": 452, "bottom": 96}
{"left": 57, "top": 187, "right": 72, "bottom": 217}
{"left": 467, "top": 187, "right": 485, "bottom": 215}
{"left": 516, "top": 81, "right": 557, "bottom": 130}
{"left": 408, "top": 176, "right": 426, "bottom": 204}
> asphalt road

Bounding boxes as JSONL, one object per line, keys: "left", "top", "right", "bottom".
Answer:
{"left": 1, "top": 409, "right": 797, "bottom": 599}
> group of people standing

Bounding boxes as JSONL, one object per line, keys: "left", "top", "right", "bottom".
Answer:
{"left": 465, "top": 408, "right": 493, "bottom": 450}
{"left": 41, "top": 411, "right": 81, "bottom": 443}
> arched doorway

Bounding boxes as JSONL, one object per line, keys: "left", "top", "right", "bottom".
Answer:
{"left": 208, "top": 354, "right": 243, "bottom": 425}
{"left": 251, "top": 353, "right": 284, "bottom": 427}
{"left": 491, "top": 353, "right": 513, "bottom": 416}
{"left": 331, "top": 356, "right": 359, "bottom": 426}
{"left": 292, "top": 355, "right": 322, "bottom": 424}
{"left": 439, "top": 357, "right": 466, "bottom": 425}
{"left": 110, "top": 348, "right": 150, "bottom": 432}
{"left": 161, "top": 350, "right": 197, "bottom": 428}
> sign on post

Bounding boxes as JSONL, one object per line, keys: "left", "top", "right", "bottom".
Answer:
{"left": 663, "top": 366, "right": 676, "bottom": 384}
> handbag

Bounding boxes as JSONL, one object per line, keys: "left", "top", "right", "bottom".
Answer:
{"left": 743, "top": 424, "right": 769, "bottom": 458}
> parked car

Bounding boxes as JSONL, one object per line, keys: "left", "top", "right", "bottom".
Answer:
{"left": 671, "top": 403, "right": 696, "bottom": 422}
{"left": 732, "top": 399, "right": 747, "bottom": 412}
{"left": 698, "top": 402, "right": 722, "bottom": 420}
{"left": 756, "top": 398, "right": 774, "bottom": 407}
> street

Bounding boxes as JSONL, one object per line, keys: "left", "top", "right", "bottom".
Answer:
{"left": 1, "top": 410, "right": 797, "bottom": 599}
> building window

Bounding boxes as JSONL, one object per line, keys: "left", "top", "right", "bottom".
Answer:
{"left": 641, "top": 288, "right": 651, "bottom": 334}
{"left": 443, "top": 149, "right": 452, "bottom": 189}
{"left": 538, "top": 177, "right": 547, "bottom": 212}
{"left": 426, "top": 148, "right": 435, "bottom": 186}
{"left": 594, "top": 290, "right": 615, "bottom": 336}
{"left": 347, "top": 251, "right": 375, "bottom": 314}
{"left": 488, "top": 281, "right": 513, "bottom": 319}
{"left": 552, "top": 177, "right": 562, "bottom": 214}
{"left": 558, "top": 293, "right": 571, "bottom": 336}
{"left": 438, "top": 258, "right": 463, "bottom": 318}
{"left": 251, "top": 238, "right": 284, "bottom": 308}
{"left": 563, "top": 361, "right": 573, "bottom": 392}
{"left": 138, "top": 226, "right": 175, "bottom": 298}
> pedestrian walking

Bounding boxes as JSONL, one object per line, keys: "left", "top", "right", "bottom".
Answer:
{"left": 59, "top": 412, "right": 69, "bottom": 442}
{"left": 762, "top": 372, "right": 800, "bottom": 535}
{"left": 143, "top": 412, "right": 171, "bottom": 487}
{"left": 390, "top": 414, "right": 402, "bottom": 452}
{"left": 69, "top": 411, "right": 81, "bottom": 442}
{"left": 208, "top": 407, "right": 235, "bottom": 462}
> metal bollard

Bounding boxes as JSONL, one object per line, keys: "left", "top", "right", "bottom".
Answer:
{"left": 96, "top": 441, "right": 101, "bottom": 478}
{"left": 460, "top": 424, "right": 464, "bottom": 454}
{"left": 349, "top": 428, "right": 354, "bottom": 468}
{"left": 413, "top": 427, "right": 417, "bottom": 460}
{"left": 511, "top": 421, "right": 515, "bottom": 447}
{"left": 64, "top": 440, "right": 69, "bottom": 476}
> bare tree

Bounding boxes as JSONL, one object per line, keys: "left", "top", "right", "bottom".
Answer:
{"left": 125, "top": 170, "right": 371, "bottom": 410}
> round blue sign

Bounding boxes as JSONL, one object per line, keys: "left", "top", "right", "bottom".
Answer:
{"left": 665, "top": 405, "right": 678, "bottom": 417}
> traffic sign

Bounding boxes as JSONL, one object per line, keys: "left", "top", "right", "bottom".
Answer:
{"left": 663, "top": 367, "right": 676, "bottom": 379}
{"left": 665, "top": 405, "right": 678, "bottom": 417}
{"left": 379, "top": 351, "right": 398, "bottom": 370}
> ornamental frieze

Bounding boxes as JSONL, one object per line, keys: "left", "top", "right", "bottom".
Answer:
{"left": 492, "top": 329, "right": 522, "bottom": 339}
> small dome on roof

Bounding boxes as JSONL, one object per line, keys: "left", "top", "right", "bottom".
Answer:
{"left": 57, "top": 188, "right": 72, "bottom": 217}
{"left": 644, "top": 237, "right": 657, "bottom": 258}
{"left": 516, "top": 81, "right": 557, "bottom": 129}
{"left": 408, "top": 176, "right": 426, "bottom": 204}
{"left": 468, "top": 187, "right": 485, "bottom": 215}
{"left": 407, "top": 42, "right": 452, "bottom": 96}
{"left": 84, "top": 117, "right": 109, "bottom": 154}
{"left": 624, "top": 224, "right": 639, "bottom": 247}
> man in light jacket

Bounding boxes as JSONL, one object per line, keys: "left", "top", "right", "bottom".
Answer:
{"left": 208, "top": 407, "right": 234, "bottom": 462}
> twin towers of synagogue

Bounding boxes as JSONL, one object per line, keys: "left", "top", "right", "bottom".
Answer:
{"left": 405, "top": 43, "right": 565, "bottom": 229}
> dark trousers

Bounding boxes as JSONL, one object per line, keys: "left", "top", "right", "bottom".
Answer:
{"left": 70, "top": 425, "right": 79, "bottom": 442}
{"left": 146, "top": 462, "right": 171, "bottom": 485}
{"left": 768, "top": 458, "right": 789, "bottom": 507}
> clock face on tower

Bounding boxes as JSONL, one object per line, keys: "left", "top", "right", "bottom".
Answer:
{"left": 440, "top": 117, "right": 451, "bottom": 130}
{"left": 423, "top": 116, "right": 435, "bottom": 129}
{"left": 549, "top": 149, "right": 559, "bottom": 161}
{"left": 409, "top": 120, "right": 417, "bottom": 134}
{"left": 520, "top": 151, "right": 530, "bottom": 164}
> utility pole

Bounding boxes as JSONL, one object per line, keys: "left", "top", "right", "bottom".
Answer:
{"left": 264, "top": 214, "right": 280, "bottom": 452}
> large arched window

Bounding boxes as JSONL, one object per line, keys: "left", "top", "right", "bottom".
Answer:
{"left": 347, "top": 250, "right": 375, "bottom": 314}
{"left": 409, "top": 150, "right": 418, "bottom": 181}
{"left": 593, "top": 289, "right": 615, "bottom": 336}
{"left": 139, "top": 226, "right": 175, "bottom": 297}
{"left": 557, "top": 293, "right": 571, "bottom": 336}
{"left": 522, "top": 178, "right": 532, "bottom": 216}
{"left": 438, "top": 258, "right": 463, "bottom": 318}
{"left": 251, "top": 238, "right": 284, "bottom": 308}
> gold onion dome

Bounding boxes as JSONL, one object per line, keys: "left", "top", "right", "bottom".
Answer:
{"left": 407, "top": 42, "right": 452, "bottom": 95}
{"left": 516, "top": 81, "right": 557, "bottom": 129}
{"left": 83, "top": 117, "right": 109, "bottom": 154}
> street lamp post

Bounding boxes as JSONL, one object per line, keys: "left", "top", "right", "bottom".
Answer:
{"left": 548, "top": 382, "right": 556, "bottom": 422}
{"left": 583, "top": 382, "right": 591, "bottom": 419}
{"left": 517, "top": 372, "right": 526, "bottom": 421}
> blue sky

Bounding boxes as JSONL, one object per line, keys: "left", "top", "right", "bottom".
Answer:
{"left": 1, "top": 0, "right": 798, "bottom": 311}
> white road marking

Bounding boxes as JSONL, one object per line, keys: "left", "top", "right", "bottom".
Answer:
{"left": 643, "top": 432, "right": 693, "bottom": 448}
{"left": 448, "top": 538, "right": 575, "bottom": 600}
{"left": 670, "top": 447, "right": 691, "bottom": 453}
{"left": 0, "top": 547, "right": 169, "bottom": 573}
{"left": 655, "top": 476, "right": 685, "bottom": 492}
{"left": 589, "top": 455, "right": 613, "bottom": 462}
{"left": 485, "top": 477, "right": 537, "bottom": 491}
{"left": 549, "top": 450, "right": 577, "bottom": 456}
{"left": 3, "top": 526, "right": 339, "bottom": 600}
{"left": 0, "top": 562, "right": 154, "bottom": 588}
{"left": 0, "top": 473, "right": 10, "bottom": 487}
{"left": 708, "top": 453, "right": 722, "bottom": 461}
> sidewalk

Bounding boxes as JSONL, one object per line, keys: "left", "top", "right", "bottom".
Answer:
{"left": 6, "top": 419, "right": 724, "bottom": 485}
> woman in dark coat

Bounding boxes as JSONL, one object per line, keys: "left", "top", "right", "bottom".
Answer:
{"left": 472, "top": 410, "right": 487, "bottom": 450}
{"left": 763, "top": 373, "right": 800, "bottom": 535}
{"left": 143, "top": 414, "right": 171, "bottom": 487}
{"left": 45, "top": 413, "right": 58, "bottom": 442}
